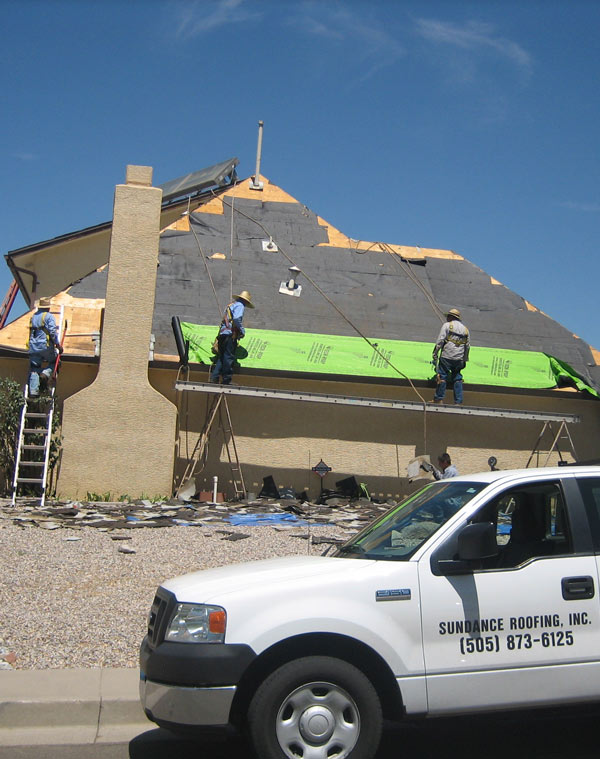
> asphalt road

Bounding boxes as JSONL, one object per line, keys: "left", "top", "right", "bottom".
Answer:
{"left": 2, "top": 707, "right": 599, "bottom": 759}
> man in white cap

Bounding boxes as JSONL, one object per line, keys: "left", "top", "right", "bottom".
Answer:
{"left": 27, "top": 298, "right": 63, "bottom": 398}
{"left": 432, "top": 307, "right": 470, "bottom": 404}
{"left": 210, "top": 290, "right": 255, "bottom": 385}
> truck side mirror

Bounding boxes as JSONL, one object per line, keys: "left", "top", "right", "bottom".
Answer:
{"left": 437, "top": 522, "right": 498, "bottom": 575}
{"left": 457, "top": 522, "right": 498, "bottom": 560}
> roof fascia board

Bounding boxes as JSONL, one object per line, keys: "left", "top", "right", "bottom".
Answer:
{"left": 4, "top": 184, "right": 237, "bottom": 306}
{"left": 0, "top": 348, "right": 593, "bottom": 403}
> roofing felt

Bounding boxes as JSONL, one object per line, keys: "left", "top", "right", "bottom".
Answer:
{"left": 178, "top": 322, "right": 599, "bottom": 397}
{"left": 65, "top": 180, "right": 600, "bottom": 393}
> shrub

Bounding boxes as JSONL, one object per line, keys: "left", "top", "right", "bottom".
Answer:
{"left": 0, "top": 377, "right": 25, "bottom": 493}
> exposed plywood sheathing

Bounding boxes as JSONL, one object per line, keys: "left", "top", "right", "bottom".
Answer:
{"left": 164, "top": 216, "right": 192, "bottom": 232}
{"left": 229, "top": 174, "right": 298, "bottom": 203}
{"left": 0, "top": 294, "right": 104, "bottom": 357}
{"left": 315, "top": 214, "right": 463, "bottom": 260}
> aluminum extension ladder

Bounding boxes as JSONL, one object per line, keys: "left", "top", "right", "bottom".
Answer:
{"left": 216, "top": 393, "right": 246, "bottom": 500}
{"left": 11, "top": 304, "right": 65, "bottom": 507}
{"left": 176, "top": 392, "right": 246, "bottom": 500}
{"left": 11, "top": 385, "right": 57, "bottom": 507}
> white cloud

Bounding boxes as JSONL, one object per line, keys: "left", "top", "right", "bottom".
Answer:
{"left": 175, "top": 0, "right": 260, "bottom": 39}
{"left": 415, "top": 18, "right": 532, "bottom": 74}
{"left": 559, "top": 201, "right": 600, "bottom": 213}
{"left": 13, "top": 152, "right": 36, "bottom": 161}
{"left": 291, "top": 1, "right": 405, "bottom": 82}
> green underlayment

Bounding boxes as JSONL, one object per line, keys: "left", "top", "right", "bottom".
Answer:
{"left": 181, "top": 323, "right": 599, "bottom": 398}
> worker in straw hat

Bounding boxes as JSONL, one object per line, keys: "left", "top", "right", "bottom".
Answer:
{"left": 27, "top": 297, "right": 63, "bottom": 398}
{"left": 210, "top": 290, "right": 255, "bottom": 385}
{"left": 432, "top": 307, "right": 470, "bottom": 405}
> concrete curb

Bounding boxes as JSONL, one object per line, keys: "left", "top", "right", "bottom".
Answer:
{"left": 0, "top": 667, "right": 151, "bottom": 746}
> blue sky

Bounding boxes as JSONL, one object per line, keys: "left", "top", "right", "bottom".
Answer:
{"left": 2, "top": 0, "right": 599, "bottom": 350}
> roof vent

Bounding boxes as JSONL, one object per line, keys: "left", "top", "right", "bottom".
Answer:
{"left": 249, "top": 120, "right": 264, "bottom": 191}
{"left": 279, "top": 266, "right": 302, "bottom": 297}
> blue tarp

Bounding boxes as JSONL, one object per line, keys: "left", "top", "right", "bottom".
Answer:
{"left": 227, "top": 513, "right": 306, "bottom": 526}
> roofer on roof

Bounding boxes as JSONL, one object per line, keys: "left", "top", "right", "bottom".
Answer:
{"left": 210, "top": 290, "right": 255, "bottom": 385}
{"left": 27, "top": 298, "right": 63, "bottom": 398}
{"left": 432, "top": 307, "right": 470, "bottom": 405}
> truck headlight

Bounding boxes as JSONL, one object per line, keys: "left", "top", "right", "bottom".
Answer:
{"left": 165, "top": 604, "right": 226, "bottom": 643}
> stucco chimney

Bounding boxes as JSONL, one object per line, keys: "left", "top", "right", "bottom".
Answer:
{"left": 58, "top": 166, "right": 177, "bottom": 498}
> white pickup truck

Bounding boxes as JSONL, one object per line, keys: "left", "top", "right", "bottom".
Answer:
{"left": 140, "top": 466, "right": 600, "bottom": 759}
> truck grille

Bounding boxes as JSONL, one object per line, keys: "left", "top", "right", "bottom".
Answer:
{"left": 147, "top": 587, "right": 176, "bottom": 647}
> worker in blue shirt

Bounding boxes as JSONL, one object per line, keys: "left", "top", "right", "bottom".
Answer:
{"left": 210, "top": 290, "right": 254, "bottom": 385}
{"left": 28, "top": 298, "right": 63, "bottom": 397}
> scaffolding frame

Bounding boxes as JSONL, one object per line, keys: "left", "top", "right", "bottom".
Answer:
{"left": 174, "top": 380, "right": 581, "bottom": 497}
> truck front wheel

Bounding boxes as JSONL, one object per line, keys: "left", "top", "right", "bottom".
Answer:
{"left": 247, "top": 655, "right": 382, "bottom": 759}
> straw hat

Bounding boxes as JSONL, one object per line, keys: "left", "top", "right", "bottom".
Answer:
{"left": 235, "top": 290, "right": 255, "bottom": 308}
{"left": 446, "top": 307, "right": 461, "bottom": 319}
{"left": 36, "top": 297, "right": 52, "bottom": 309}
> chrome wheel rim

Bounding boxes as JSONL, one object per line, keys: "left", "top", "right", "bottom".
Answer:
{"left": 275, "top": 680, "right": 360, "bottom": 759}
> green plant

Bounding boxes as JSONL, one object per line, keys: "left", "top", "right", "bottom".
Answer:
{"left": 86, "top": 492, "right": 113, "bottom": 502}
{"left": 0, "top": 377, "right": 25, "bottom": 493}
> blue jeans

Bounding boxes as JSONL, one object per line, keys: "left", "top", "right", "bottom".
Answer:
{"left": 29, "top": 348, "right": 56, "bottom": 395}
{"left": 210, "top": 334, "right": 236, "bottom": 384}
{"left": 434, "top": 357, "right": 464, "bottom": 404}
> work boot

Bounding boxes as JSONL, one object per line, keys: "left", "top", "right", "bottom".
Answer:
{"left": 433, "top": 398, "right": 443, "bottom": 404}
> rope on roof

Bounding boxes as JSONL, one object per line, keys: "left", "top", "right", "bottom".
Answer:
{"left": 217, "top": 194, "right": 429, "bottom": 409}
{"left": 189, "top": 216, "right": 222, "bottom": 319}
{"left": 378, "top": 241, "right": 446, "bottom": 323}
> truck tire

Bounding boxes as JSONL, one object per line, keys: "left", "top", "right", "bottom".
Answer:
{"left": 247, "top": 655, "right": 382, "bottom": 759}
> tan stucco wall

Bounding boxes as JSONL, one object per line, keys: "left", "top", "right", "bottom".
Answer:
{"left": 1, "top": 352, "right": 598, "bottom": 500}
{"left": 57, "top": 167, "right": 177, "bottom": 499}
{"left": 154, "top": 368, "right": 600, "bottom": 501}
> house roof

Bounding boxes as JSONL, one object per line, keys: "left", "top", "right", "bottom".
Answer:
{"left": 3, "top": 169, "right": 599, "bottom": 393}
{"left": 4, "top": 158, "right": 239, "bottom": 306}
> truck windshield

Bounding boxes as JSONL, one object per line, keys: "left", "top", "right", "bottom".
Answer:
{"left": 335, "top": 481, "right": 486, "bottom": 561}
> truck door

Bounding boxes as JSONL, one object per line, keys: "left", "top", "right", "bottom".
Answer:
{"left": 418, "top": 477, "right": 600, "bottom": 714}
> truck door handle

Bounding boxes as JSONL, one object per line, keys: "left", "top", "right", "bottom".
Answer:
{"left": 561, "top": 576, "right": 595, "bottom": 600}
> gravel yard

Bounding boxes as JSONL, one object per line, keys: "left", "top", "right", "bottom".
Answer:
{"left": 0, "top": 504, "right": 360, "bottom": 669}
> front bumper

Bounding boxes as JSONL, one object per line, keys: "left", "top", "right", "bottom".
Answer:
{"left": 140, "top": 676, "right": 236, "bottom": 727}
{"left": 139, "top": 635, "right": 256, "bottom": 728}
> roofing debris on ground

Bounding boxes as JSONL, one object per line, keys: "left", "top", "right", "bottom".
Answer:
{"left": 2, "top": 493, "right": 391, "bottom": 536}
{"left": 0, "top": 493, "right": 395, "bottom": 671}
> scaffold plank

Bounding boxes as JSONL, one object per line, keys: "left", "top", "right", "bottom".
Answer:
{"left": 174, "top": 381, "right": 580, "bottom": 424}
